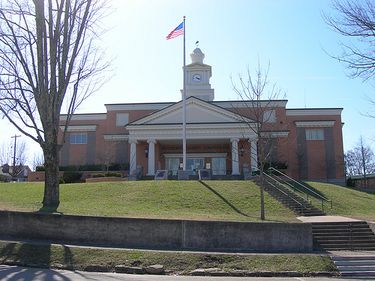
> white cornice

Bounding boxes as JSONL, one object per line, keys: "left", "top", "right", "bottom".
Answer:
{"left": 103, "top": 134, "right": 129, "bottom": 141}
{"left": 60, "top": 114, "right": 106, "bottom": 121}
{"left": 127, "top": 123, "right": 257, "bottom": 141}
{"left": 261, "top": 131, "right": 289, "bottom": 138}
{"left": 287, "top": 109, "right": 343, "bottom": 116}
{"left": 214, "top": 100, "right": 288, "bottom": 108}
{"left": 295, "top": 121, "right": 335, "bottom": 127}
{"left": 60, "top": 125, "right": 97, "bottom": 132}
{"left": 105, "top": 103, "right": 172, "bottom": 111}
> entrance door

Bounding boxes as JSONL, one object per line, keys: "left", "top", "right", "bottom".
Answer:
{"left": 186, "top": 158, "right": 204, "bottom": 173}
{"left": 165, "top": 158, "right": 180, "bottom": 176}
{"left": 212, "top": 157, "right": 226, "bottom": 175}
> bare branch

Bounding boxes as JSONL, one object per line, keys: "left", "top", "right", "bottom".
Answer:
{"left": 324, "top": 0, "right": 375, "bottom": 80}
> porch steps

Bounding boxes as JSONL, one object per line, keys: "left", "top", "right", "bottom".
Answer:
{"left": 312, "top": 221, "right": 375, "bottom": 251}
{"left": 331, "top": 255, "right": 375, "bottom": 278}
{"left": 259, "top": 178, "right": 325, "bottom": 217}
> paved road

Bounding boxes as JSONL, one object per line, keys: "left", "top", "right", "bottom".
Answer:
{"left": 0, "top": 265, "right": 371, "bottom": 281}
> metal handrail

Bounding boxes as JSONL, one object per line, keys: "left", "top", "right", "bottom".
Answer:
{"left": 262, "top": 174, "right": 306, "bottom": 212}
{"left": 267, "top": 167, "right": 332, "bottom": 209}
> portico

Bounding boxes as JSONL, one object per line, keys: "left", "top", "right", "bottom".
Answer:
{"left": 126, "top": 97, "right": 259, "bottom": 176}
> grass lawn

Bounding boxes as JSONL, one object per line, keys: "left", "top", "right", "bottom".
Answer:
{"left": 0, "top": 180, "right": 297, "bottom": 222}
{"left": 0, "top": 241, "right": 336, "bottom": 275}
{"left": 307, "top": 182, "right": 375, "bottom": 220}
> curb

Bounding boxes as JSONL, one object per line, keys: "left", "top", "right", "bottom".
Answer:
{"left": 1, "top": 261, "right": 339, "bottom": 277}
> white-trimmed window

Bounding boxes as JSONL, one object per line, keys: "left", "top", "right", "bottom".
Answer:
{"left": 70, "top": 133, "right": 87, "bottom": 144}
{"left": 306, "top": 129, "right": 324, "bottom": 140}
{"left": 116, "top": 113, "right": 129, "bottom": 127}
{"left": 263, "top": 110, "right": 276, "bottom": 123}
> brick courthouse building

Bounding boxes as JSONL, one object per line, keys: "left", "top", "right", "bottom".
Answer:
{"left": 59, "top": 48, "right": 345, "bottom": 183}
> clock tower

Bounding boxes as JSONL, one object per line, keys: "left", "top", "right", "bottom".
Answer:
{"left": 182, "top": 48, "right": 215, "bottom": 101}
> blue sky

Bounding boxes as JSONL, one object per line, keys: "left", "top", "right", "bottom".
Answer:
{"left": 1, "top": 0, "right": 374, "bottom": 164}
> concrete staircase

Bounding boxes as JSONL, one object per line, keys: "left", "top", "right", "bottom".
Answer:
{"left": 331, "top": 255, "right": 375, "bottom": 278}
{"left": 312, "top": 221, "right": 375, "bottom": 251}
{"left": 260, "top": 177, "right": 325, "bottom": 217}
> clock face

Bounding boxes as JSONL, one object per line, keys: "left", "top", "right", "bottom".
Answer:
{"left": 192, "top": 74, "right": 201, "bottom": 82}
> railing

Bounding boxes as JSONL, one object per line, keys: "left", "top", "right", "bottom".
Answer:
{"left": 267, "top": 167, "right": 332, "bottom": 211}
{"left": 262, "top": 173, "right": 306, "bottom": 213}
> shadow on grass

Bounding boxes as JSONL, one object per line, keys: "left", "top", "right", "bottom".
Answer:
{"left": 294, "top": 182, "right": 328, "bottom": 200}
{"left": 0, "top": 243, "right": 16, "bottom": 263}
{"left": 37, "top": 205, "right": 63, "bottom": 215}
{"left": 198, "top": 180, "right": 258, "bottom": 219}
{"left": 63, "top": 245, "right": 74, "bottom": 269}
{"left": 0, "top": 242, "right": 71, "bottom": 281}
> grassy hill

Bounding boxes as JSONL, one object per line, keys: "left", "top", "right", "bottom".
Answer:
{"left": 0, "top": 180, "right": 297, "bottom": 222}
{"left": 1, "top": 180, "right": 373, "bottom": 221}
{"left": 307, "top": 182, "right": 375, "bottom": 220}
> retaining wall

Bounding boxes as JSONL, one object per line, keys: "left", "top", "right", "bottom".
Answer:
{"left": 0, "top": 211, "right": 312, "bottom": 252}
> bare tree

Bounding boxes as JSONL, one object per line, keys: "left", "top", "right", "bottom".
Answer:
{"left": 0, "top": 139, "right": 27, "bottom": 178}
{"left": 32, "top": 150, "right": 45, "bottom": 171}
{"left": 0, "top": 141, "right": 12, "bottom": 166}
{"left": 0, "top": 0, "right": 109, "bottom": 208}
{"left": 231, "top": 62, "right": 285, "bottom": 220}
{"left": 324, "top": 0, "right": 375, "bottom": 81}
{"left": 345, "top": 136, "right": 375, "bottom": 187}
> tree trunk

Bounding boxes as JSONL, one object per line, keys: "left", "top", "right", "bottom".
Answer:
{"left": 42, "top": 141, "right": 60, "bottom": 208}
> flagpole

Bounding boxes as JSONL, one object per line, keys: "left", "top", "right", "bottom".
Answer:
{"left": 182, "top": 16, "right": 187, "bottom": 171}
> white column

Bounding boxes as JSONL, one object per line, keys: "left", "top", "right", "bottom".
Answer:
{"left": 250, "top": 139, "right": 258, "bottom": 172}
{"left": 129, "top": 139, "right": 137, "bottom": 175}
{"left": 147, "top": 139, "right": 156, "bottom": 176}
{"left": 231, "top": 138, "right": 240, "bottom": 175}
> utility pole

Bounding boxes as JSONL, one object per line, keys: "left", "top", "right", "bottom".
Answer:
{"left": 11, "top": 134, "right": 21, "bottom": 175}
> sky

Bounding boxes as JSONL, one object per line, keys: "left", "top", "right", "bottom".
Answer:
{"left": 1, "top": 0, "right": 374, "bottom": 167}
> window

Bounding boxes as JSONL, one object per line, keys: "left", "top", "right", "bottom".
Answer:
{"left": 116, "top": 113, "right": 129, "bottom": 127}
{"left": 306, "top": 129, "right": 324, "bottom": 140}
{"left": 263, "top": 110, "right": 276, "bottom": 123}
{"left": 70, "top": 133, "right": 87, "bottom": 144}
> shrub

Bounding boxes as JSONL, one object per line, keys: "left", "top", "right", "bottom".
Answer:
{"left": 108, "top": 163, "right": 129, "bottom": 171}
{"left": 78, "top": 164, "right": 103, "bottom": 171}
{"left": 346, "top": 177, "right": 355, "bottom": 187}
{"left": 59, "top": 165, "right": 79, "bottom": 172}
{"left": 92, "top": 173, "right": 105, "bottom": 178}
{"left": 62, "top": 171, "right": 83, "bottom": 183}
{"left": 35, "top": 166, "right": 45, "bottom": 172}
{"left": 105, "top": 172, "right": 122, "bottom": 177}
{"left": 0, "top": 174, "right": 11, "bottom": 182}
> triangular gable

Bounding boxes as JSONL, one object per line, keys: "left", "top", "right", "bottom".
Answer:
{"left": 129, "top": 97, "right": 254, "bottom": 125}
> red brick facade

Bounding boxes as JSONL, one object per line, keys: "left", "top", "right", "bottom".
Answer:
{"left": 58, "top": 101, "right": 345, "bottom": 183}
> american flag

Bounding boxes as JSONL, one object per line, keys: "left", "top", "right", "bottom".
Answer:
{"left": 166, "top": 22, "right": 184, "bottom": 40}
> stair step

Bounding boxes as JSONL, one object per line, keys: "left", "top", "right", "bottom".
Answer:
{"left": 332, "top": 256, "right": 375, "bottom": 261}
{"left": 335, "top": 261, "right": 375, "bottom": 266}
{"left": 338, "top": 265, "right": 375, "bottom": 271}
{"left": 318, "top": 246, "right": 375, "bottom": 250}
{"left": 340, "top": 271, "right": 375, "bottom": 276}
{"left": 312, "top": 222, "right": 368, "bottom": 226}
{"left": 313, "top": 234, "right": 375, "bottom": 238}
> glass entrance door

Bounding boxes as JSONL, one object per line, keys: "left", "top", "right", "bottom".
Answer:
{"left": 212, "top": 157, "right": 226, "bottom": 175}
{"left": 186, "top": 158, "right": 204, "bottom": 173}
{"left": 165, "top": 158, "right": 180, "bottom": 176}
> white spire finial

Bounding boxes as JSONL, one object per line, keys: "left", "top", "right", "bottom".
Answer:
{"left": 190, "top": 47, "right": 204, "bottom": 64}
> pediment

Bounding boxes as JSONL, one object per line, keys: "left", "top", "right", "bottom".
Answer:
{"left": 129, "top": 97, "right": 253, "bottom": 125}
